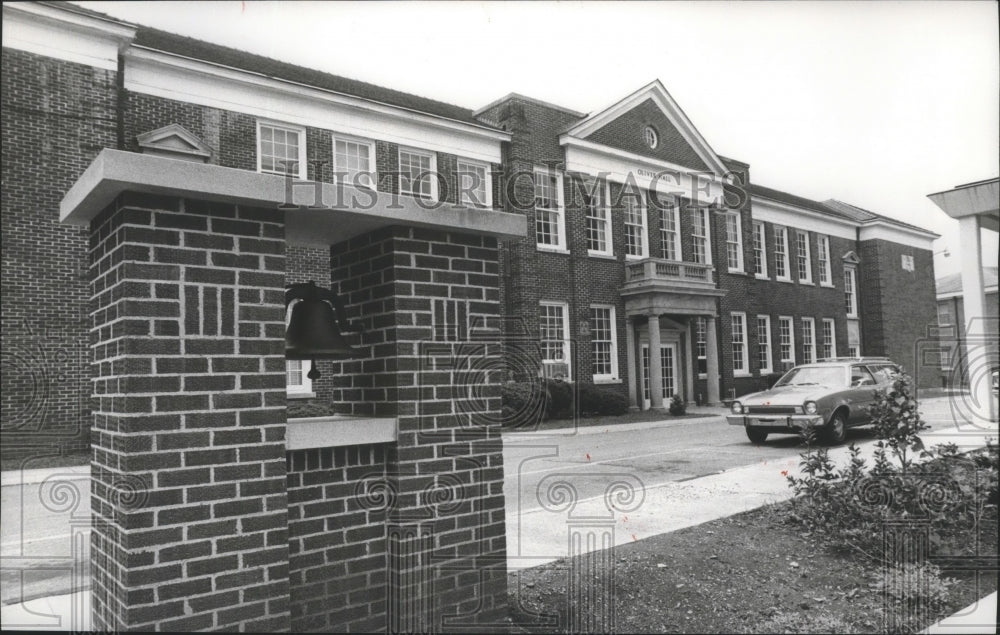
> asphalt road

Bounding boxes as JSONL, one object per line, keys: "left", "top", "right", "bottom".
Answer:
{"left": 503, "top": 413, "right": 816, "bottom": 517}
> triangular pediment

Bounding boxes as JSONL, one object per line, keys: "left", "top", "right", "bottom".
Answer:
{"left": 136, "top": 124, "right": 212, "bottom": 162}
{"left": 563, "top": 81, "right": 727, "bottom": 177}
{"left": 842, "top": 251, "right": 861, "bottom": 265}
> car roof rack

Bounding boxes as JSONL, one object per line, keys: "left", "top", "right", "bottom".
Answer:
{"left": 818, "top": 356, "right": 891, "bottom": 363}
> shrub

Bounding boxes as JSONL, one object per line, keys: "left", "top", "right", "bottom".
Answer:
{"left": 668, "top": 394, "right": 686, "bottom": 416}
{"left": 578, "top": 383, "right": 628, "bottom": 416}
{"left": 877, "top": 562, "right": 956, "bottom": 613}
{"left": 752, "top": 611, "right": 853, "bottom": 634}
{"left": 785, "top": 373, "right": 999, "bottom": 561}
{"left": 544, "top": 378, "right": 575, "bottom": 419}
{"left": 500, "top": 381, "right": 547, "bottom": 428}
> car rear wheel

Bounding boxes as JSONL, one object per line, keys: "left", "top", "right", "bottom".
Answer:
{"left": 746, "top": 428, "right": 768, "bottom": 444}
{"left": 824, "top": 411, "right": 847, "bottom": 445}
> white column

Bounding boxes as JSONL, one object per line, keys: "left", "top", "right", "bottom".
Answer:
{"left": 705, "top": 316, "right": 721, "bottom": 405}
{"left": 625, "top": 317, "right": 638, "bottom": 410}
{"left": 957, "top": 216, "right": 997, "bottom": 424}
{"left": 648, "top": 314, "right": 664, "bottom": 409}
{"left": 684, "top": 319, "right": 696, "bottom": 403}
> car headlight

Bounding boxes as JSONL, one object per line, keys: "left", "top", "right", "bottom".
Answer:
{"left": 804, "top": 401, "right": 818, "bottom": 415}
{"left": 731, "top": 401, "right": 743, "bottom": 415}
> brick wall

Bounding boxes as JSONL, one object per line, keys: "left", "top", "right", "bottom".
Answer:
{"left": 859, "top": 239, "right": 940, "bottom": 387}
{"left": 287, "top": 444, "right": 388, "bottom": 632}
{"left": 1, "top": 48, "right": 117, "bottom": 463}
{"left": 88, "top": 192, "right": 290, "bottom": 631}
{"left": 585, "top": 97, "right": 710, "bottom": 171}
{"left": 326, "top": 226, "right": 509, "bottom": 628}
{"left": 126, "top": 92, "right": 502, "bottom": 209}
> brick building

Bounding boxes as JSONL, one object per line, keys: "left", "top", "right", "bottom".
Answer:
{"left": 2, "top": 1, "right": 942, "bottom": 631}
{"left": 936, "top": 267, "right": 999, "bottom": 387}
{"left": 475, "top": 88, "right": 941, "bottom": 409}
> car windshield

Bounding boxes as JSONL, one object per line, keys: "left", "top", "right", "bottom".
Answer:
{"left": 774, "top": 366, "right": 846, "bottom": 388}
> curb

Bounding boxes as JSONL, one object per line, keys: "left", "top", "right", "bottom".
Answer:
{"left": 0, "top": 465, "right": 89, "bottom": 488}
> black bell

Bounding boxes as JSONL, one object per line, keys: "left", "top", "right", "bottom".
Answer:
{"left": 285, "top": 281, "right": 360, "bottom": 379}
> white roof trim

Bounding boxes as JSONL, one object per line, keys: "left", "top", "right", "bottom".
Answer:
{"left": 750, "top": 194, "right": 859, "bottom": 229}
{"left": 125, "top": 45, "right": 510, "bottom": 144}
{"left": 136, "top": 123, "right": 213, "bottom": 159}
{"left": 561, "top": 136, "right": 726, "bottom": 182}
{"left": 5, "top": 2, "right": 135, "bottom": 39}
{"left": 859, "top": 218, "right": 940, "bottom": 240}
{"left": 562, "top": 80, "right": 728, "bottom": 178}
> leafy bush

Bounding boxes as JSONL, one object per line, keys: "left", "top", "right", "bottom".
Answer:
{"left": 501, "top": 381, "right": 547, "bottom": 428}
{"left": 753, "top": 611, "right": 853, "bottom": 634}
{"left": 785, "top": 373, "right": 999, "bottom": 560}
{"left": 500, "top": 380, "right": 629, "bottom": 425}
{"left": 668, "top": 394, "right": 686, "bottom": 416}
{"left": 545, "top": 378, "right": 575, "bottom": 419}
{"left": 877, "top": 562, "right": 956, "bottom": 613}
{"left": 578, "top": 383, "right": 628, "bottom": 416}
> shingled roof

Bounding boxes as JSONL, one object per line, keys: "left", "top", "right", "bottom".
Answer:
{"left": 821, "top": 199, "right": 935, "bottom": 235}
{"left": 131, "top": 28, "right": 496, "bottom": 128}
{"left": 56, "top": 2, "right": 497, "bottom": 129}
{"left": 748, "top": 183, "right": 937, "bottom": 236}
{"left": 937, "top": 267, "right": 998, "bottom": 296}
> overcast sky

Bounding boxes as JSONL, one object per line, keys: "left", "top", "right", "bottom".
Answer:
{"left": 76, "top": 0, "right": 999, "bottom": 276}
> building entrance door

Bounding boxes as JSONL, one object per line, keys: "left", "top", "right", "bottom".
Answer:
{"left": 641, "top": 342, "right": 679, "bottom": 409}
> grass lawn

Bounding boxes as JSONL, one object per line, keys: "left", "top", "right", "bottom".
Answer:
{"left": 507, "top": 500, "right": 998, "bottom": 633}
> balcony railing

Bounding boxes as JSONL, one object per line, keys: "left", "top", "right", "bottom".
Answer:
{"left": 624, "top": 258, "right": 716, "bottom": 288}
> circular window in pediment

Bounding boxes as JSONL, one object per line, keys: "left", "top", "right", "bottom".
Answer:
{"left": 643, "top": 126, "right": 659, "bottom": 149}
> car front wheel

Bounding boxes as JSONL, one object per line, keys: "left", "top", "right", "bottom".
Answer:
{"left": 824, "top": 411, "right": 847, "bottom": 445}
{"left": 746, "top": 428, "right": 768, "bottom": 444}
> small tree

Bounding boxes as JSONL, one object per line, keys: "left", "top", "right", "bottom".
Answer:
{"left": 867, "top": 373, "right": 928, "bottom": 477}
{"left": 668, "top": 394, "right": 686, "bottom": 416}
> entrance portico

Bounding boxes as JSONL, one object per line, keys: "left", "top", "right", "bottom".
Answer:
{"left": 621, "top": 258, "right": 726, "bottom": 408}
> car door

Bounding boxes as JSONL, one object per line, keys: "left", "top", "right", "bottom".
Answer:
{"left": 848, "top": 365, "right": 878, "bottom": 424}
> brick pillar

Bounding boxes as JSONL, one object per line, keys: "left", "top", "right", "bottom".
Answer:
{"left": 88, "top": 193, "right": 290, "bottom": 631}
{"left": 329, "top": 226, "right": 509, "bottom": 630}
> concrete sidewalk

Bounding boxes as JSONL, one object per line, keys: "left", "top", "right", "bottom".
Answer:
{"left": 2, "top": 413, "right": 996, "bottom": 632}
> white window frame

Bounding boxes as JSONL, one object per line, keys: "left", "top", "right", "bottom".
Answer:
{"left": 937, "top": 303, "right": 953, "bottom": 326}
{"left": 817, "top": 236, "right": 833, "bottom": 286}
{"left": 585, "top": 180, "right": 613, "bottom": 257}
{"left": 590, "top": 304, "right": 619, "bottom": 382}
{"left": 730, "top": 312, "right": 749, "bottom": 376}
{"left": 659, "top": 202, "right": 682, "bottom": 261}
{"left": 821, "top": 319, "right": 837, "bottom": 360}
{"left": 773, "top": 226, "right": 791, "bottom": 281}
{"left": 724, "top": 212, "right": 744, "bottom": 273}
{"left": 256, "top": 119, "right": 307, "bottom": 179}
{"left": 756, "top": 315, "right": 772, "bottom": 374}
{"left": 844, "top": 267, "right": 858, "bottom": 317}
{"left": 540, "top": 301, "right": 571, "bottom": 380}
{"left": 286, "top": 360, "right": 314, "bottom": 397}
{"left": 398, "top": 146, "right": 438, "bottom": 201}
{"left": 690, "top": 207, "right": 713, "bottom": 265}
{"left": 752, "top": 221, "right": 768, "bottom": 279}
{"left": 332, "top": 132, "right": 376, "bottom": 189}
{"left": 796, "top": 231, "right": 813, "bottom": 284}
{"left": 623, "top": 189, "right": 649, "bottom": 260}
{"left": 457, "top": 158, "right": 492, "bottom": 209}
{"left": 778, "top": 316, "right": 796, "bottom": 367}
{"left": 534, "top": 167, "right": 567, "bottom": 251}
{"left": 801, "top": 317, "right": 816, "bottom": 364}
